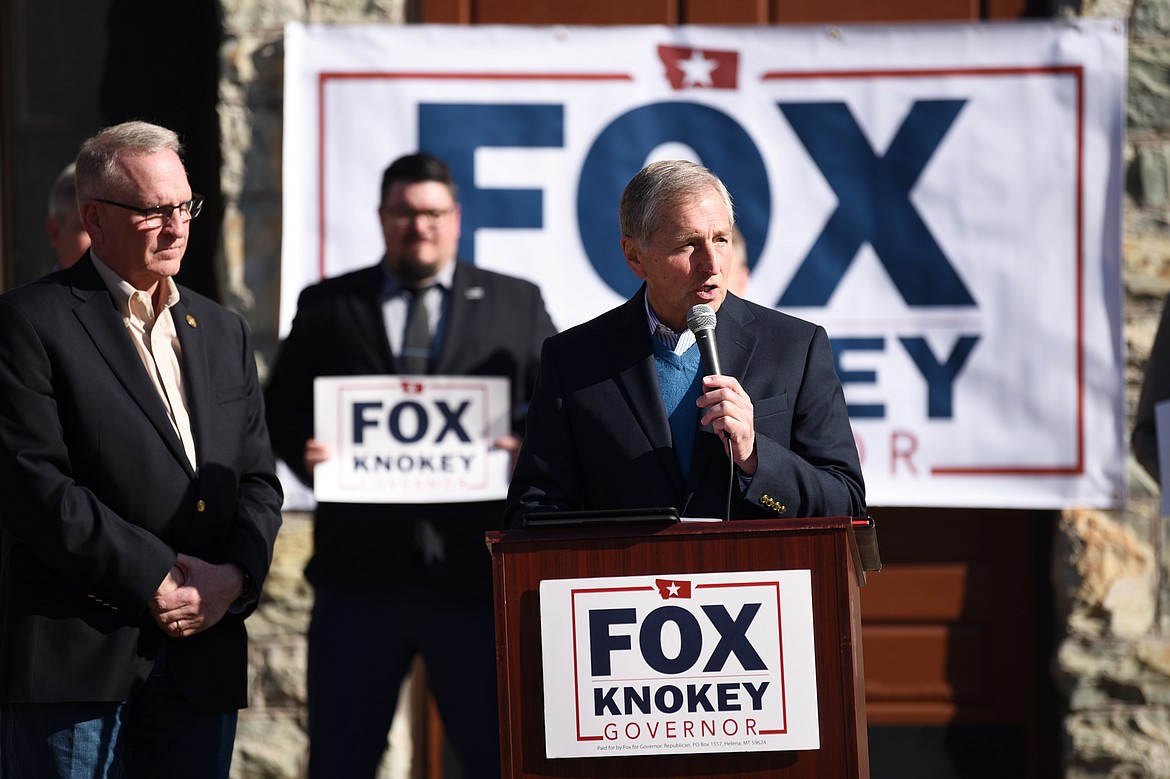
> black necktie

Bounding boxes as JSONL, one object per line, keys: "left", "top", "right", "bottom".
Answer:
{"left": 400, "top": 286, "right": 433, "bottom": 375}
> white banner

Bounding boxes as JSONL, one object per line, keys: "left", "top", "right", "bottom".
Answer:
{"left": 312, "top": 375, "right": 511, "bottom": 503}
{"left": 283, "top": 20, "right": 1127, "bottom": 509}
{"left": 539, "top": 569, "right": 818, "bottom": 757}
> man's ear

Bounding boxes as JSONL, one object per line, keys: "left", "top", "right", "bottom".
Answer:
{"left": 451, "top": 202, "right": 462, "bottom": 243}
{"left": 79, "top": 202, "right": 101, "bottom": 243}
{"left": 621, "top": 236, "right": 647, "bottom": 280}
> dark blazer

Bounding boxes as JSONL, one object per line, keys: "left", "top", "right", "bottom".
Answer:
{"left": 505, "top": 288, "right": 865, "bottom": 525}
{"left": 0, "top": 254, "right": 283, "bottom": 708}
{"left": 1134, "top": 292, "right": 1170, "bottom": 483}
{"left": 263, "top": 260, "right": 555, "bottom": 595}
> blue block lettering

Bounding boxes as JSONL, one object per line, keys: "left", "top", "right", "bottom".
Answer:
{"left": 640, "top": 605, "right": 703, "bottom": 675}
{"left": 388, "top": 400, "right": 428, "bottom": 443}
{"left": 900, "top": 335, "right": 979, "bottom": 419}
{"left": 353, "top": 402, "right": 382, "bottom": 444}
{"left": 418, "top": 103, "right": 564, "bottom": 261}
{"left": 578, "top": 102, "right": 770, "bottom": 298}
{"left": 589, "top": 608, "right": 636, "bottom": 676}
{"left": 434, "top": 400, "right": 472, "bottom": 443}
{"left": 778, "top": 100, "right": 974, "bottom": 308}
{"left": 701, "top": 603, "right": 766, "bottom": 673}
{"left": 831, "top": 337, "right": 886, "bottom": 419}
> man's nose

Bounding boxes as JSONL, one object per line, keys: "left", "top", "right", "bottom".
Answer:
{"left": 160, "top": 211, "right": 188, "bottom": 234}
{"left": 695, "top": 241, "right": 722, "bottom": 272}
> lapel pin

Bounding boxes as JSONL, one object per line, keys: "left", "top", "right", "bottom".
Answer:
{"left": 465, "top": 287, "right": 485, "bottom": 300}
{"left": 185, "top": 314, "right": 198, "bottom": 328}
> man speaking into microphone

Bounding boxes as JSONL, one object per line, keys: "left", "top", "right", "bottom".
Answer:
{"left": 505, "top": 160, "right": 864, "bottom": 525}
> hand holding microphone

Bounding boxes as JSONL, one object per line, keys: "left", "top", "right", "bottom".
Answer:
{"left": 687, "top": 304, "right": 758, "bottom": 475}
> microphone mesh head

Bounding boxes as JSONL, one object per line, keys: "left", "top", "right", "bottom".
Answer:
{"left": 687, "top": 304, "right": 717, "bottom": 333}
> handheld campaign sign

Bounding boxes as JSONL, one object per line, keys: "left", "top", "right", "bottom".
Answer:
{"left": 313, "top": 375, "right": 511, "bottom": 503}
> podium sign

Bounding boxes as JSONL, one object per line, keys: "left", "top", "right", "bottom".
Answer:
{"left": 539, "top": 569, "right": 819, "bottom": 757}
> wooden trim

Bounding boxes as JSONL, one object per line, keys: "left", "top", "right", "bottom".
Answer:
{"left": 682, "top": 0, "right": 769, "bottom": 23}
{"left": 422, "top": 0, "right": 471, "bottom": 23}
{"left": 771, "top": 0, "right": 980, "bottom": 23}
{"left": 424, "top": 0, "right": 678, "bottom": 24}
{"left": 423, "top": 0, "right": 1043, "bottom": 25}
{"left": 425, "top": 691, "right": 445, "bottom": 779}
{"left": 984, "top": 0, "right": 1033, "bottom": 18}
{"left": 422, "top": 0, "right": 1038, "bottom": 26}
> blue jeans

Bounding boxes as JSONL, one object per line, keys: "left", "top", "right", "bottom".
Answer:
{"left": 0, "top": 647, "right": 237, "bottom": 779}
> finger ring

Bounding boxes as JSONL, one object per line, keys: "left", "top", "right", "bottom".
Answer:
{"left": 175, "top": 620, "right": 183, "bottom": 632}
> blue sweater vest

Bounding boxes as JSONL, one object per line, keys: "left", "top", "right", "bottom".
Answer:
{"left": 653, "top": 339, "right": 703, "bottom": 478}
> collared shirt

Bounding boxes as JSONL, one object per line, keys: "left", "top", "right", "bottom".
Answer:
{"left": 644, "top": 294, "right": 696, "bottom": 356}
{"left": 381, "top": 259, "right": 457, "bottom": 363}
{"left": 379, "top": 259, "right": 459, "bottom": 564}
{"left": 91, "top": 252, "right": 197, "bottom": 470}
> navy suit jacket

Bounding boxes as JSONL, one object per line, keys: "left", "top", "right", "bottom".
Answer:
{"left": 264, "top": 260, "right": 555, "bottom": 596}
{"left": 505, "top": 288, "right": 865, "bottom": 525}
{"left": 1133, "top": 292, "right": 1170, "bottom": 482}
{"left": 0, "top": 254, "right": 283, "bottom": 708}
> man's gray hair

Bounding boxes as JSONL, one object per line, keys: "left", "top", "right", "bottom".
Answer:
{"left": 74, "top": 121, "right": 184, "bottom": 201}
{"left": 619, "top": 160, "right": 734, "bottom": 247}
{"left": 47, "top": 163, "right": 79, "bottom": 221}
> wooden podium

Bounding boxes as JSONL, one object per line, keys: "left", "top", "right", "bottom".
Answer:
{"left": 486, "top": 516, "right": 879, "bottom": 779}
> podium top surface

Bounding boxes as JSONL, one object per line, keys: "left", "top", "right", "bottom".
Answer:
{"left": 487, "top": 515, "right": 881, "bottom": 573}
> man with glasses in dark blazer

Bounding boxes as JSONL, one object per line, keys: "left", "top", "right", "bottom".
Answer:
{"left": 0, "top": 121, "right": 282, "bottom": 778}
{"left": 265, "top": 152, "right": 556, "bottom": 778}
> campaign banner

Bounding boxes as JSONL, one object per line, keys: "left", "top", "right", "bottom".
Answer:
{"left": 283, "top": 21, "right": 1127, "bottom": 509}
{"left": 539, "top": 569, "right": 818, "bottom": 757}
{"left": 312, "top": 375, "right": 511, "bottom": 503}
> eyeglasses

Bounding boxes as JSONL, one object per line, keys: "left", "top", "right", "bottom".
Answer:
{"left": 381, "top": 206, "right": 455, "bottom": 227}
{"left": 95, "top": 194, "right": 204, "bottom": 228}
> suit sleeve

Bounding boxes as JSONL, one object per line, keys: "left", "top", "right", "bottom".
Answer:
{"left": 740, "top": 324, "right": 865, "bottom": 518}
{"left": 0, "top": 297, "right": 174, "bottom": 613}
{"left": 514, "top": 284, "right": 558, "bottom": 435}
{"left": 1134, "top": 293, "right": 1170, "bottom": 484}
{"left": 263, "top": 288, "right": 321, "bottom": 487}
{"left": 505, "top": 337, "right": 584, "bottom": 526}
{"left": 218, "top": 314, "right": 284, "bottom": 615}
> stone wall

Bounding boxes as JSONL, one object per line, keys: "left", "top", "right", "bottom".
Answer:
{"left": 218, "top": 1, "right": 1170, "bottom": 776}
{"left": 234, "top": 512, "right": 313, "bottom": 778}
{"left": 219, "top": 7, "right": 416, "bottom": 779}
{"left": 1057, "top": 1, "right": 1170, "bottom": 775}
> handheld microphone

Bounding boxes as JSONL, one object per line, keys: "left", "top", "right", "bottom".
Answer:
{"left": 688, "top": 303, "right": 733, "bottom": 521}
{"left": 686, "top": 304, "right": 721, "bottom": 376}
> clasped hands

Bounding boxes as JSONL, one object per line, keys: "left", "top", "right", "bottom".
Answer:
{"left": 697, "top": 374, "right": 757, "bottom": 475}
{"left": 150, "top": 553, "right": 245, "bottom": 638}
